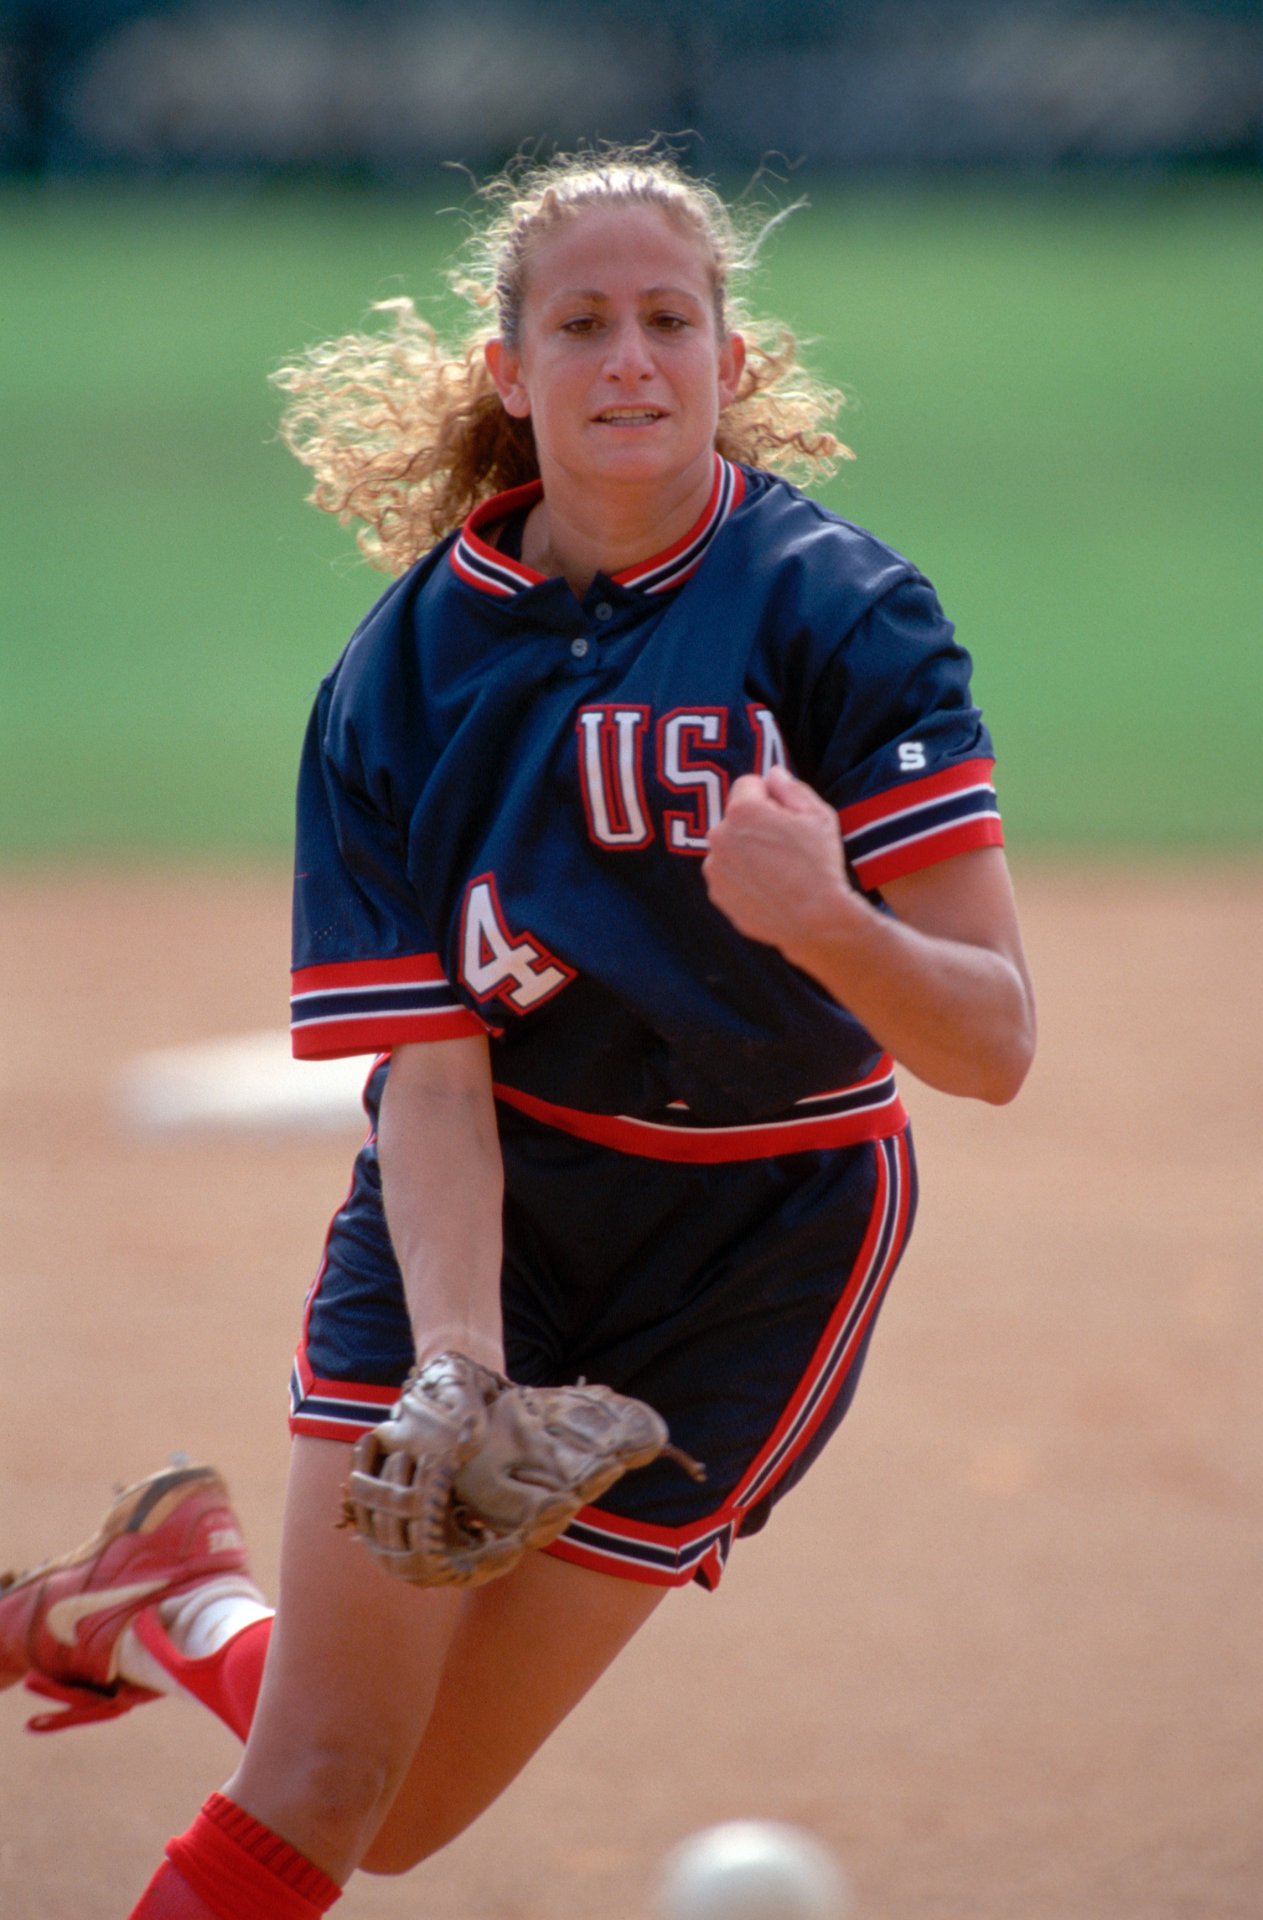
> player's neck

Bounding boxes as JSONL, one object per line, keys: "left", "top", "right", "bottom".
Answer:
{"left": 522, "top": 461, "right": 715, "bottom": 600}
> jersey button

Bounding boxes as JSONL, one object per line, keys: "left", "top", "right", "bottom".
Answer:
{"left": 570, "top": 636, "right": 590, "bottom": 658}
{"left": 593, "top": 601, "right": 614, "bottom": 622}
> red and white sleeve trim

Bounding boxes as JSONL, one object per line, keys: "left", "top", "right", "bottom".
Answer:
{"left": 290, "top": 952, "right": 484, "bottom": 1059}
{"left": 838, "top": 756, "right": 1004, "bottom": 889}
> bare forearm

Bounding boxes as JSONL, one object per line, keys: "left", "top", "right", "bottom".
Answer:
{"left": 703, "top": 770, "right": 1036, "bottom": 1106}
{"left": 784, "top": 885, "right": 1035, "bottom": 1103}
{"left": 377, "top": 1046, "right": 505, "bottom": 1371}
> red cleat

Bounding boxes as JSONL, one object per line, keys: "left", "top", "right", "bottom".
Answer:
{"left": 0, "top": 1462, "right": 250, "bottom": 1732}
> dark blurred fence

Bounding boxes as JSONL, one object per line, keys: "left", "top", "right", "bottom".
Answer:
{"left": 3, "top": 0, "right": 1261, "bottom": 178}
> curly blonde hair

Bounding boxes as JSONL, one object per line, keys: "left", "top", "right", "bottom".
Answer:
{"left": 273, "top": 145, "right": 850, "bottom": 576}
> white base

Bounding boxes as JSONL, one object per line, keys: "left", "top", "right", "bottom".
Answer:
{"left": 118, "top": 1030, "right": 369, "bottom": 1134}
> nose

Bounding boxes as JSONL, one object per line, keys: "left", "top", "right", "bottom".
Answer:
{"left": 601, "top": 317, "right": 654, "bottom": 382}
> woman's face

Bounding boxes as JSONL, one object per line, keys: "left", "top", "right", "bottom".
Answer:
{"left": 487, "top": 202, "right": 744, "bottom": 502}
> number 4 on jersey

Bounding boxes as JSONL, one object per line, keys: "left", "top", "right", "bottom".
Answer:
{"left": 459, "top": 874, "right": 575, "bottom": 1013}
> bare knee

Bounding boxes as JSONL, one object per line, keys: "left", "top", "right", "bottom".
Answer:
{"left": 228, "top": 1736, "right": 409, "bottom": 1870}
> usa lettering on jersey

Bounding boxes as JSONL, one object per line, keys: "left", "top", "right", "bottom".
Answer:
{"left": 578, "top": 703, "right": 786, "bottom": 855}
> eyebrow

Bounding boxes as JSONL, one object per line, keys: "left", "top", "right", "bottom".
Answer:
{"left": 546, "top": 284, "right": 705, "bottom": 306}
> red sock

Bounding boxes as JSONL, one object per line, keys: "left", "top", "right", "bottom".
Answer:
{"left": 129, "top": 1792, "right": 341, "bottom": 1918}
{"left": 134, "top": 1608, "right": 272, "bottom": 1740}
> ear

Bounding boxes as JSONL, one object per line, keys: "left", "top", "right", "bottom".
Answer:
{"left": 485, "top": 338, "right": 531, "bottom": 420}
{"left": 717, "top": 330, "right": 746, "bottom": 411}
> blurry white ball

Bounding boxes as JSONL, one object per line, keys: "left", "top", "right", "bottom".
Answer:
{"left": 655, "top": 1820, "right": 852, "bottom": 1920}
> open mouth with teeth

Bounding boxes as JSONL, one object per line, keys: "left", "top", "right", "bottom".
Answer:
{"left": 594, "top": 408, "right": 666, "bottom": 425}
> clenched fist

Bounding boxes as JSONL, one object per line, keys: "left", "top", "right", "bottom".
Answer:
{"left": 702, "top": 764, "right": 867, "bottom": 963}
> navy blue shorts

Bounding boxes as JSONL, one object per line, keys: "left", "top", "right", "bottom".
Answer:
{"left": 291, "top": 1061, "right": 917, "bottom": 1590}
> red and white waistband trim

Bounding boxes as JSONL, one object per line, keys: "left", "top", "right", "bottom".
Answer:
{"left": 492, "top": 1056, "right": 905, "bottom": 1162}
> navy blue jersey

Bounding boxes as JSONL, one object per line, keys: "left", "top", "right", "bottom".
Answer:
{"left": 290, "top": 457, "right": 1002, "bottom": 1158}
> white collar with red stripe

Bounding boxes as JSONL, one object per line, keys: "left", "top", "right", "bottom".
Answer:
{"left": 450, "top": 454, "right": 745, "bottom": 601}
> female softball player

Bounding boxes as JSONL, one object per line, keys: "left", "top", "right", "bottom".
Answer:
{"left": 0, "top": 146, "right": 1035, "bottom": 1918}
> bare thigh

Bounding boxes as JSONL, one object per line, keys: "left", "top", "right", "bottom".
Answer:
{"left": 226, "top": 1437, "right": 668, "bottom": 1884}
{"left": 363, "top": 1546, "right": 668, "bottom": 1874}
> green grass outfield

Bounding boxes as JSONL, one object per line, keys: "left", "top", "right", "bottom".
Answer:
{"left": 3, "top": 176, "right": 1260, "bottom": 857}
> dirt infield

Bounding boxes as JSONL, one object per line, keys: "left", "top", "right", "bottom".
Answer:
{"left": 2, "top": 863, "right": 1260, "bottom": 1920}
